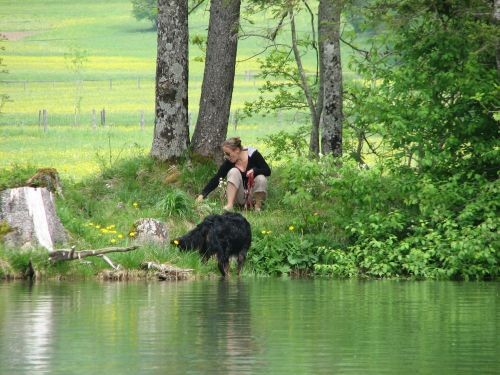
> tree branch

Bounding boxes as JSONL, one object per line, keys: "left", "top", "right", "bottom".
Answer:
{"left": 49, "top": 246, "right": 140, "bottom": 263}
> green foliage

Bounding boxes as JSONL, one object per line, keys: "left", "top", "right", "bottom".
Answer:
{"left": 314, "top": 247, "right": 357, "bottom": 278}
{"left": 131, "top": 0, "right": 158, "bottom": 29}
{"left": 243, "top": 25, "right": 319, "bottom": 119}
{"left": 248, "top": 230, "right": 319, "bottom": 276}
{"left": 322, "top": 168, "right": 499, "bottom": 280}
{"left": 351, "top": 0, "right": 498, "bottom": 178}
{"left": 260, "top": 126, "right": 309, "bottom": 161}
{"left": 0, "top": 164, "right": 38, "bottom": 190}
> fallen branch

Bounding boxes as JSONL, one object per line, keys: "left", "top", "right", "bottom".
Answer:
{"left": 141, "top": 261, "right": 193, "bottom": 281}
{"left": 98, "top": 254, "right": 120, "bottom": 270}
{"left": 49, "top": 245, "right": 139, "bottom": 263}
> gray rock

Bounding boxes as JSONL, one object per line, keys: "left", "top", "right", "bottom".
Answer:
{"left": 0, "top": 187, "right": 68, "bottom": 251}
{"left": 132, "top": 218, "right": 169, "bottom": 246}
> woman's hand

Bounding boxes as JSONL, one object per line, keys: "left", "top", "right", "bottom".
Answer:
{"left": 246, "top": 169, "right": 254, "bottom": 178}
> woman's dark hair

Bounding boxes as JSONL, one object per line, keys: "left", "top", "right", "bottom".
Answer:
{"left": 222, "top": 137, "right": 242, "bottom": 150}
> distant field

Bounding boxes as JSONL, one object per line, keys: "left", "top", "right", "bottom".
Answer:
{"left": 0, "top": 0, "right": 356, "bottom": 178}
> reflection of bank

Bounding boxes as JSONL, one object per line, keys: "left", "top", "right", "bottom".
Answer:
{"left": 196, "top": 279, "right": 261, "bottom": 374}
{"left": 0, "top": 283, "right": 54, "bottom": 374}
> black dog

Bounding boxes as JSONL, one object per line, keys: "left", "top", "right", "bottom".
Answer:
{"left": 172, "top": 212, "right": 252, "bottom": 277}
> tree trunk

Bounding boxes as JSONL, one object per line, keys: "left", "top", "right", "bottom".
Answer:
{"left": 151, "top": 0, "right": 189, "bottom": 161}
{"left": 191, "top": 0, "right": 241, "bottom": 162}
{"left": 319, "top": 0, "right": 343, "bottom": 157}
{"left": 0, "top": 187, "right": 68, "bottom": 251}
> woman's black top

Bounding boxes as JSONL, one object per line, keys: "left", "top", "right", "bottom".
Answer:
{"left": 200, "top": 147, "right": 271, "bottom": 198}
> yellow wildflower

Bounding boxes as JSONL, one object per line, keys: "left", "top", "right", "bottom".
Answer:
{"left": 289, "top": 225, "right": 295, "bottom": 231}
{"left": 129, "top": 231, "right": 136, "bottom": 237}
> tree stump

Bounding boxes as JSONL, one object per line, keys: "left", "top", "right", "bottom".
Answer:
{"left": 132, "top": 218, "right": 169, "bottom": 246}
{"left": 0, "top": 187, "right": 68, "bottom": 251}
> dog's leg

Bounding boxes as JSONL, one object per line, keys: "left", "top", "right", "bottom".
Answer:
{"left": 237, "top": 252, "right": 246, "bottom": 276}
{"left": 217, "top": 256, "right": 229, "bottom": 278}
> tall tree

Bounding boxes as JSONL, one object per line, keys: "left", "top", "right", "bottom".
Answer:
{"left": 319, "top": 0, "right": 343, "bottom": 157}
{"left": 242, "top": 0, "right": 345, "bottom": 157}
{"left": 352, "top": 0, "right": 498, "bottom": 176}
{"left": 191, "top": 0, "right": 241, "bottom": 162}
{"left": 289, "top": 6, "right": 321, "bottom": 155}
{"left": 151, "top": 0, "right": 190, "bottom": 161}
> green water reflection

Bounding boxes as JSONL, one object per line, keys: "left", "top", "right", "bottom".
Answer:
{"left": 0, "top": 279, "right": 498, "bottom": 374}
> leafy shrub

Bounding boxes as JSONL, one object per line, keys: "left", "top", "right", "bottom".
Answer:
{"left": 314, "top": 247, "right": 357, "bottom": 278}
{"left": 248, "top": 230, "right": 319, "bottom": 276}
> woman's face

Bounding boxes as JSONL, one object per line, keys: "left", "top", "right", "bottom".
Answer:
{"left": 223, "top": 146, "right": 240, "bottom": 163}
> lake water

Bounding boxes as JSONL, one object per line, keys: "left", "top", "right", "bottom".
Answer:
{"left": 0, "top": 279, "right": 498, "bottom": 374}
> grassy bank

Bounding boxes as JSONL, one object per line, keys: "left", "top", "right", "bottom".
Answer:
{"left": 1, "top": 149, "right": 497, "bottom": 281}
{"left": 0, "top": 155, "right": 317, "bottom": 280}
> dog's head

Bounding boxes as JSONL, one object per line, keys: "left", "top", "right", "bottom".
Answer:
{"left": 171, "top": 225, "right": 207, "bottom": 252}
{"left": 172, "top": 215, "right": 218, "bottom": 253}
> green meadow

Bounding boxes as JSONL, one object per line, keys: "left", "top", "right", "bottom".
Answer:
{"left": 0, "top": 0, "right": 335, "bottom": 178}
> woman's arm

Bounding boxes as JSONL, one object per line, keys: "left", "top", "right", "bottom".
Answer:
{"left": 199, "top": 161, "right": 232, "bottom": 198}
{"left": 249, "top": 151, "right": 271, "bottom": 177}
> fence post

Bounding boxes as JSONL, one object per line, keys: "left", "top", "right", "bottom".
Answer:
{"left": 140, "top": 110, "right": 145, "bottom": 131}
{"left": 100, "top": 108, "right": 106, "bottom": 127}
{"left": 43, "top": 109, "right": 48, "bottom": 132}
{"left": 92, "top": 109, "right": 97, "bottom": 130}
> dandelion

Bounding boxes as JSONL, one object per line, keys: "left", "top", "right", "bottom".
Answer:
{"left": 289, "top": 225, "right": 295, "bottom": 231}
{"left": 129, "top": 231, "right": 136, "bottom": 237}
{"left": 110, "top": 238, "right": 116, "bottom": 244}
{"left": 100, "top": 228, "right": 109, "bottom": 234}
{"left": 173, "top": 240, "right": 179, "bottom": 245}
{"left": 133, "top": 202, "right": 139, "bottom": 208}
{"left": 117, "top": 234, "right": 123, "bottom": 239}
{"left": 95, "top": 225, "right": 101, "bottom": 229}
{"left": 261, "top": 230, "right": 267, "bottom": 235}
{"left": 266, "top": 230, "right": 272, "bottom": 234}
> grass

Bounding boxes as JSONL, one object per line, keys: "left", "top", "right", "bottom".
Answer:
{"left": 0, "top": 0, "right": 327, "bottom": 177}
{"left": 0, "top": 1, "right": 359, "bottom": 279}
{"left": 0, "top": 154, "right": 307, "bottom": 280}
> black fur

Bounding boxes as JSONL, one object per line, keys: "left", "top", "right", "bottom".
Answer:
{"left": 172, "top": 212, "right": 252, "bottom": 277}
